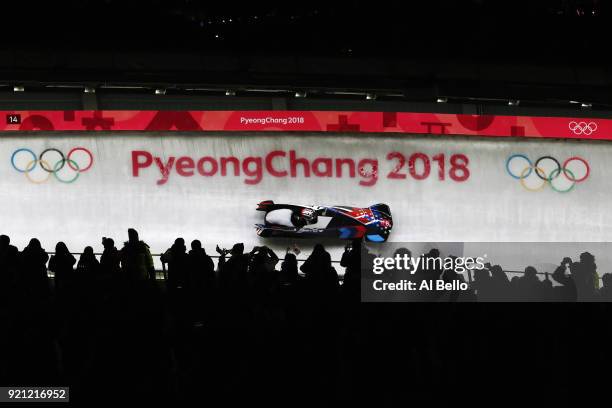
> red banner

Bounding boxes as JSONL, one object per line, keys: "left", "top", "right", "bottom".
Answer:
{"left": 0, "top": 110, "right": 609, "bottom": 141}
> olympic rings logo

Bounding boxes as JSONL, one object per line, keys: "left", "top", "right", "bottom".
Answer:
{"left": 569, "top": 121, "right": 598, "bottom": 136}
{"left": 506, "top": 154, "right": 590, "bottom": 193}
{"left": 11, "top": 147, "right": 94, "bottom": 184}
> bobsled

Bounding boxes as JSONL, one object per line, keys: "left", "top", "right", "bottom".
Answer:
{"left": 255, "top": 200, "right": 393, "bottom": 242}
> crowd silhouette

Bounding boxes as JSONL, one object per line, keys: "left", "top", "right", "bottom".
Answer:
{"left": 0, "top": 229, "right": 611, "bottom": 403}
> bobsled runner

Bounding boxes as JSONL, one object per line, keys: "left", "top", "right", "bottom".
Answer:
{"left": 255, "top": 200, "right": 393, "bottom": 242}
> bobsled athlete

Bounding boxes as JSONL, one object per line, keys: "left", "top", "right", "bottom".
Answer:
{"left": 291, "top": 207, "right": 321, "bottom": 229}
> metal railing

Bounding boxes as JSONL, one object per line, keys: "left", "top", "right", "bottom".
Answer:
{"left": 45, "top": 252, "right": 343, "bottom": 263}
{"left": 43, "top": 251, "right": 344, "bottom": 280}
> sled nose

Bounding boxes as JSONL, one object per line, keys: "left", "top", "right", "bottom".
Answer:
{"left": 257, "top": 200, "right": 275, "bottom": 211}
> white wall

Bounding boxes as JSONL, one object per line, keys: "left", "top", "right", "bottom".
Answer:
{"left": 1, "top": 133, "right": 611, "bottom": 267}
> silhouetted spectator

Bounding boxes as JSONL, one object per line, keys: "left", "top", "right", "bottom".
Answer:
{"left": 248, "top": 245, "right": 279, "bottom": 296}
{"left": 75, "top": 246, "right": 100, "bottom": 291}
{"left": 161, "top": 238, "right": 189, "bottom": 291}
{"left": 489, "top": 264, "right": 511, "bottom": 301}
{"left": 515, "top": 266, "right": 544, "bottom": 301}
{"left": 340, "top": 239, "right": 361, "bottom": 293}
{"left": 442, "top": 260, "right": 475, "bottom": 302}
{"left": 301, "top": 244, "right": 338, "bottom": 296}
{"left": 540, "top": 272, "right": 554, "bottom": 301}
{"left": 0, "top": 234, "right": 19, "bottom": 289}
{"left": 280, "top": 251, "right": 299, "bottom": 285}
{"left": 472, "top": 266, "right": 493, "bottom": 301}
{"left": 442, "top": 255, "right": 462, "bottom": 285}
{"left": 100, "top": 237, "right": 120, "bottom": 278}
{"left": 48, "top": 242, "right": 76, "bottom": 294}
{"left": 19, "top": 238, "right": 50, "bottom": 296}
{"left": 599, "top": 273, "right": 612, "bottom": 301}
{"left": 420, "top": 249, "right": 443, "bottom": 281}
{"left": 77, "top": 246, "right": 100, "bottom": 274}
{"left": 412, "top": 249, "right": 443, "bottom": 301}
{"left": 386, "top": 247, "right": 411, "bottom": 281}
{"left": 552, "top": 258, "right": 578, "bottom": 301}
{"left": 188, "top": 240, "right": 215, "bottom": 294}
{"left": 120, "top": 228, "right": 154, "bottom": 284}
{"left": 218, "top": 243, "right": 249, "bottom": 292}
{"left": 572, "top": 252, "right": 599, "bottom": 301}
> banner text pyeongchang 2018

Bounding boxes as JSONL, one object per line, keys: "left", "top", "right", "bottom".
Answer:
{"left": 131, "top": 150, "right": 470, "bottom": 186}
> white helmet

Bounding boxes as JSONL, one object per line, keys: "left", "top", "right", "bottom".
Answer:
{"left": 301, "top": 208, "right": 316, "bottom": 222}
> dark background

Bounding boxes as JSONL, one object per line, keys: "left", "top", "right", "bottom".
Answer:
{"left": 3, "top": 0, "right": 608, "bottom": 56}
{"left": 1, "top": 0, "right": 612, "bottom": 111}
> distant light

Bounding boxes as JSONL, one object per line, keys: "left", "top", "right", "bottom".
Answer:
{"left": 100, "top": 85, "right": 146, "bottom": 90}
{"left": 13, "top": 85, "right": 24, "bottom": 92}
{"left": 225, "top": 90, "right": 236, "bottom": 96}
{"left": 155, "top": 88, "right": 167, "bottom": 95}
{"left": 508, "top": 100, "right": 520, "bottom": 106}
{"left": 437, "top": 97, "right": 448, "bottom": 103}
{"left": 295, "top": 91, "right": 307, "bottom": 98}
{"left": 245, "top": 88, "right": 288, "bottom": 93}
{"left": 581, "top": 102, "right": 592, "bottom": 109}
{"left": 326, "top": 91, "right": 364, "bottom": 96}
{"left": 84, "top": 86, "right": 96, "bottom": 94}
{"left": 366, "top": 93, "right": 377, "bottom": 100}
{"left": 215, "top": 34, "right": 220, "bottom": 38}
